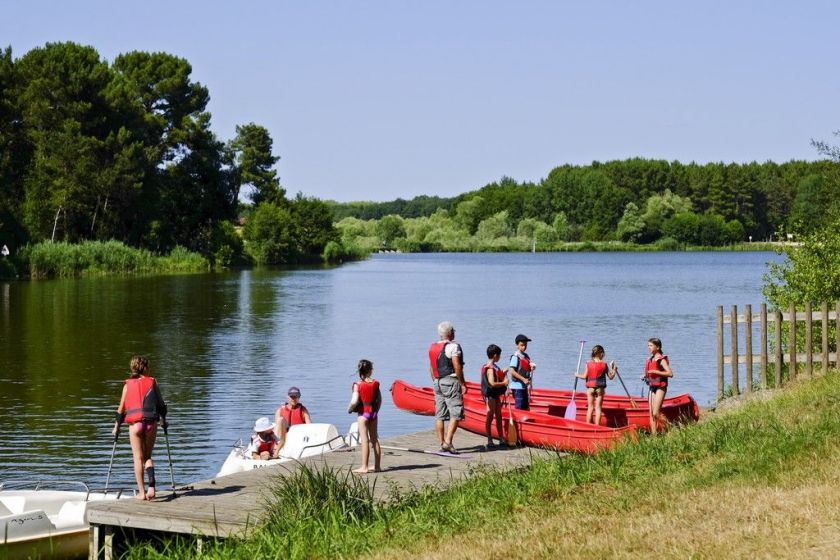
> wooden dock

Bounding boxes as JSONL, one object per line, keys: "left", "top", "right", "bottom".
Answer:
{"left": 87, "top": 429, "right": 554, "bottom": 559}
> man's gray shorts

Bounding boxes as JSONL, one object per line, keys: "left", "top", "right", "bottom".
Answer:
{"left": 434, "top": 376, "right": 464, "bottom": 421}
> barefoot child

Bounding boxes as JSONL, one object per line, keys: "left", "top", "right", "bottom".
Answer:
{"left": 641, "top": 337, "right": 673, "bottom": 434}
{"left": 112, "top": 356, "right": 167, "bottom": 500}
{"left": 348, "top": 359, "right": 382, "bottom": 473}
{"left": 247, "top": 417, "right": 280, "bottom": 460}
{"left": 480, "top": 344, "right": 509, "bottom": 447}
{"left": 575, "top": 345, "right": 617, "bottom": 425}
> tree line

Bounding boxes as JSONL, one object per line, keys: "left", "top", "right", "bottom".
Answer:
{"left": 331, "top": 158, "right": 840, "bottom": 251}
{"left": 0, "top": 42, "right": 345, "bottom": 269}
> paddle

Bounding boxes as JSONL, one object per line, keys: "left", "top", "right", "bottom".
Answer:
{"left": 613, "top": 362, "right": 639, "bottom": 408}
{"left": 381, "top": 445, "right": 470, "bottom": 459}
{"left": 505, "top": 392, "right": 518, "bottom": 446}
{"left": 564, "top": 340, "right": 586, "bottom": 420}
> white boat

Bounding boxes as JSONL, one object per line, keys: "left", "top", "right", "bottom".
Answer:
{"left": 0, "top": 481, "right": 131, "bottom": 559}
{"left": 216, "top": 422, "right": 357, "bottom": 478}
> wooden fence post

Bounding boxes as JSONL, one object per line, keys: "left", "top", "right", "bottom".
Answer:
{"left": 731, "top": 304, "right": 740, "bottom": 395}
{"left": 745, "top": 303, "right": 753, "bottom": 393}
{"left": 805, "top": 302, "right": 813, "bottom": 378}
{"left": 789, "top": 303, "right": 797, "bottom": 381}
{"left": 717, "top": 305, "right": 724, "bottom": 401}
{"left": 822, "top": 301, "right": 829, "bottom": 373}
{"left": 760, "top": 303, "right": 768, "bottom": 389}
{"left": 775, "top": 309, "right": 783, "bottom": 387}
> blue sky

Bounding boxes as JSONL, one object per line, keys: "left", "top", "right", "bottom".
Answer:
{"left": 3, "top": 1, "right": 838, "bottom": 202}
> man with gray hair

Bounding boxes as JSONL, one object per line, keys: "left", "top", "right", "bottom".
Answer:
{"left": 428, "top": 320, "right": 467, "bottom": 453}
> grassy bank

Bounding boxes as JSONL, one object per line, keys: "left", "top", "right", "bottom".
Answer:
{"left": 127, "top": 373, "right": 839, "bottom": 559}
{"left": 18, "top": 241, "right": 209, "bottom": 279}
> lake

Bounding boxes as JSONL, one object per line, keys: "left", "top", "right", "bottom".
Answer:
{"left": 0, "top": 251, "right": 781, "bottom": 488}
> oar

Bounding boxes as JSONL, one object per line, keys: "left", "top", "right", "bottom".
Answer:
{"left": 612, "top": 362, "right": 638, "bottom": 408}
{"left": 505, "top": 392, "right": 518, "bottom": 446}
{"left": 564, "top": 340, "right": 586, "bottom": 420}
{"left": 381, "top": 445, "right": 470, "bottom": 458}
{"left": 104, "top": 432, "right": 118, "bottom": 493}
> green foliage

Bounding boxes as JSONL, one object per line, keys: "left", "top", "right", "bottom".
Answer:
{"left": 23, "top": 240, "right": 207, "bottom": 278}
{"left": 617, "top": 202, "right": 644, "bottom": 242}
{"left": 375, "top": 214, "right": 406, "bottom": 246}
{"left": 552, "top": 212, "right": 568, "bottom": 240}
{"left": 243, "top": 203, "right": 297, "bottom": 265}
{"left": 764, "top": 215, "right": 840, "bottom": 308}
{"left": 229, "top": 123, "right": 283, "bottom": 205}
{"left": 475, "top": 210, "right": 512, "bottom": 241}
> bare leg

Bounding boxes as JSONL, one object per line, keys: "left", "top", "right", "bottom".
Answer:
{"left": 353, "top": 416, "right": 370, "bottom": 473}
{"left": 435, "top": 419, "right": 445, "bottom": 447}
{"left": 128, "top": 424, "right": 147, "bottom": 499}
{"left": 275, "top": 417, "right": 289, "bottom": 450}
{"left": 594, "top": 391, "right": 604, "bottom": 426}
{"left": 445, "top": 419, "right": 459, "bottom": 449}
{"left": 368, "top": 417, "right": 381, "bottom": 472}
{"left": 141, "top": 427, "right": 157, "bottom": 499}
{"left": 586, "top": 390, "right": 595, "bottom": 424}
{"left": 493, "top": 401, "right": 504, "bottom": 443}
{"left": 650, "top": 388, "right": 667, "bottom": 434}
{"left": 484, "top": 400, "right": 493, "bottom": 442}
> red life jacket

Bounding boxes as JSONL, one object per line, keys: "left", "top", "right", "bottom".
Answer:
{"left": 280, "top": 404, "right": 307, "bottom": 426}
{"left": 355, "top": 380, "right": 381, "bottom": 415}
{"left": 514, "top": 353, "right": 532, "bottom": 380}
{"left": 480, "top": 363, "right": 506, "bottom": 398}
{"left": 123, "top": 376, "right": 160, "bottom": 424}
{"left": 585, "top": 361, "right": 609, "bottom": 389}
{"left": 254, "top": 433, "right": 278, "bottom": 454}
{"left": 645, "top": 355, "right": 669, "bottom": 388}
{"left": 429, "top": 341, "right": 456, "bottom": 379}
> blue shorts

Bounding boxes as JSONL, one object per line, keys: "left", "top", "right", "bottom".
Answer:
{"left": 512, "top": 389, "right": 529, "bottom": 410}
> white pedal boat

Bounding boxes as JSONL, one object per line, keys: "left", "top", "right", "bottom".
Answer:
{"left": 216, "top": 422, "right": 358, "bottom": 478}
{"left": 0, "top": 481, "right": 131, "bottom": 559}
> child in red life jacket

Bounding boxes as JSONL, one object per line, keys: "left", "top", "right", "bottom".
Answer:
{"left": 641, "top": 337, "right": 673, "bottom": 434}
{"left": 481, "top": 344, "right": 509, "bottom": 448}
{"left": 347, "top": 359, "right": 382, "bottom": 473}
{"left": 575, "top": 345, "right": 617, "bottom": 425}
{"left": 247, "top": 417, "right": 280, "bottom": 460}
{"left": 111, "top": 356, "right": 167, "bottom": 500}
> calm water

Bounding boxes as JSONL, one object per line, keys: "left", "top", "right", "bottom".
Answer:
{"left": 0, "top": 251, "right": 780, "bottom": 487}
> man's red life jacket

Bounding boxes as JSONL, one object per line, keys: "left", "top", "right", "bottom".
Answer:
{"left": 280, "top": 404, "right": 307, "bottom": 426}
{"left": 429, "top": 341, "right": 456, "bottom": 379}
{"left": 123, "top": 376, "right": 160, "bottom": 424}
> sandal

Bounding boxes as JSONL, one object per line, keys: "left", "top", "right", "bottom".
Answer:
{"left": 444, "top": 444, "right": 460, "bottom": 455}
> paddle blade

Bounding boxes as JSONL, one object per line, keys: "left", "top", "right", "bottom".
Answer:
{"left": 564, "top": 398, "right": 577, "bottom": 420}
{"left": 506, "top": 416, "right": 517, "bottom": 446}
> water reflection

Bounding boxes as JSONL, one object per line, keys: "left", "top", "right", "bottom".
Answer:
{"left": 0, "top": 252, "right": 780, "bottom": 486}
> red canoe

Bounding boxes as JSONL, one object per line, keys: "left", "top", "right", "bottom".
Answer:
{"left": 390, "top": 380, "right": 637, "bottom": 454}
{"left": 463, "top": 380, "right": 700, "bottom": 430}
{"left": 392, "top": 379, "right": 699, "bottom": 431}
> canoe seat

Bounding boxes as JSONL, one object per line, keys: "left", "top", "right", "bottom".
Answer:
{"left": 1, "top": 510, "right": 55, "bottom": 542}
{"left": 53, "top": 501, "right": 87, "bottom": 530}
{"left": 0, "top": 496, "right": 25, "bottom": 515}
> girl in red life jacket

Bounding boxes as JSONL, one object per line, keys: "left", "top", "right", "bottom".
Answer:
{"left": 481, "top": 344, "right": 509, "bottom": 448}
{"left": 641, "top": 337, "right": 673, "bottom": 434}
{"left": 111, "top": 356, "right": 166, "bottom": 500}
{"left": 347, "top": 359, "right": 382, "bottom": 473}
{"left": 574, "top": 345, "right": 618, "bottom": 425}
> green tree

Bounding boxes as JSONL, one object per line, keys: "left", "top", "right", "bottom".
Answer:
{"left": 229, "top": 123, "right": 283, "bottom": 206}
{"left": 288, "top": 194, "right": 338, "bottom": 258}
{"left": 243, "top": 202, "right": 297, "bottom": 264}
{"left": 617, "top": 202, "right": 644, "bottom": 242}
{"left": 475, "top": 211, "right": 512, "bottom": 240}
{"left": 375, "top": 214, "right": 406, "bottom": 246}
{"left": 454, "top": 195, "right": 485, "bottom": 234}
{"left": 552, "top": 212, "right": 568, "bottom": 241}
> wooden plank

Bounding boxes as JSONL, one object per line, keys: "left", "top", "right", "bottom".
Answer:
{"left": 723, "top": 310, "right": 838, "bottom": 324}
{"left": 731, "top": 305, "right": 740, "bottom": 395}
{"left": 789, "top": 303, "right": 797, "bottom": 381}
{"left": 724, "top": 352, "right": 837, "bottom": 365}
{"left": 86, "top": 429, "right": 548, "bottom": 540}
{"left": 717, "top": 305, "right": 724, "bottom": 401}
{"left": 775, "top": 309, "right": 783, "bottom": 387}
{"left": 745, "top": 303, "right": 753, "bottom": 393}
{"left": 822, "top": 302, "right": 829, "bottom": 372}
{"left": 805, "top": 302, "right": 813, "bottom": 378}
{"left": 760, "top": 303, "right": 768, "bottom": 390}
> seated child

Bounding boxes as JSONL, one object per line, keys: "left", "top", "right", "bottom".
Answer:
{"left": 247, "top": 417, "right": 280, "bottom": 460}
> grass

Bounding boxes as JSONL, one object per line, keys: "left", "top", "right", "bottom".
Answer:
{"left": 22, "top": 241, "right": 209, "bottom": 278}
{"left": 123, "top": 373, "right": 840, "bottom": 559}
